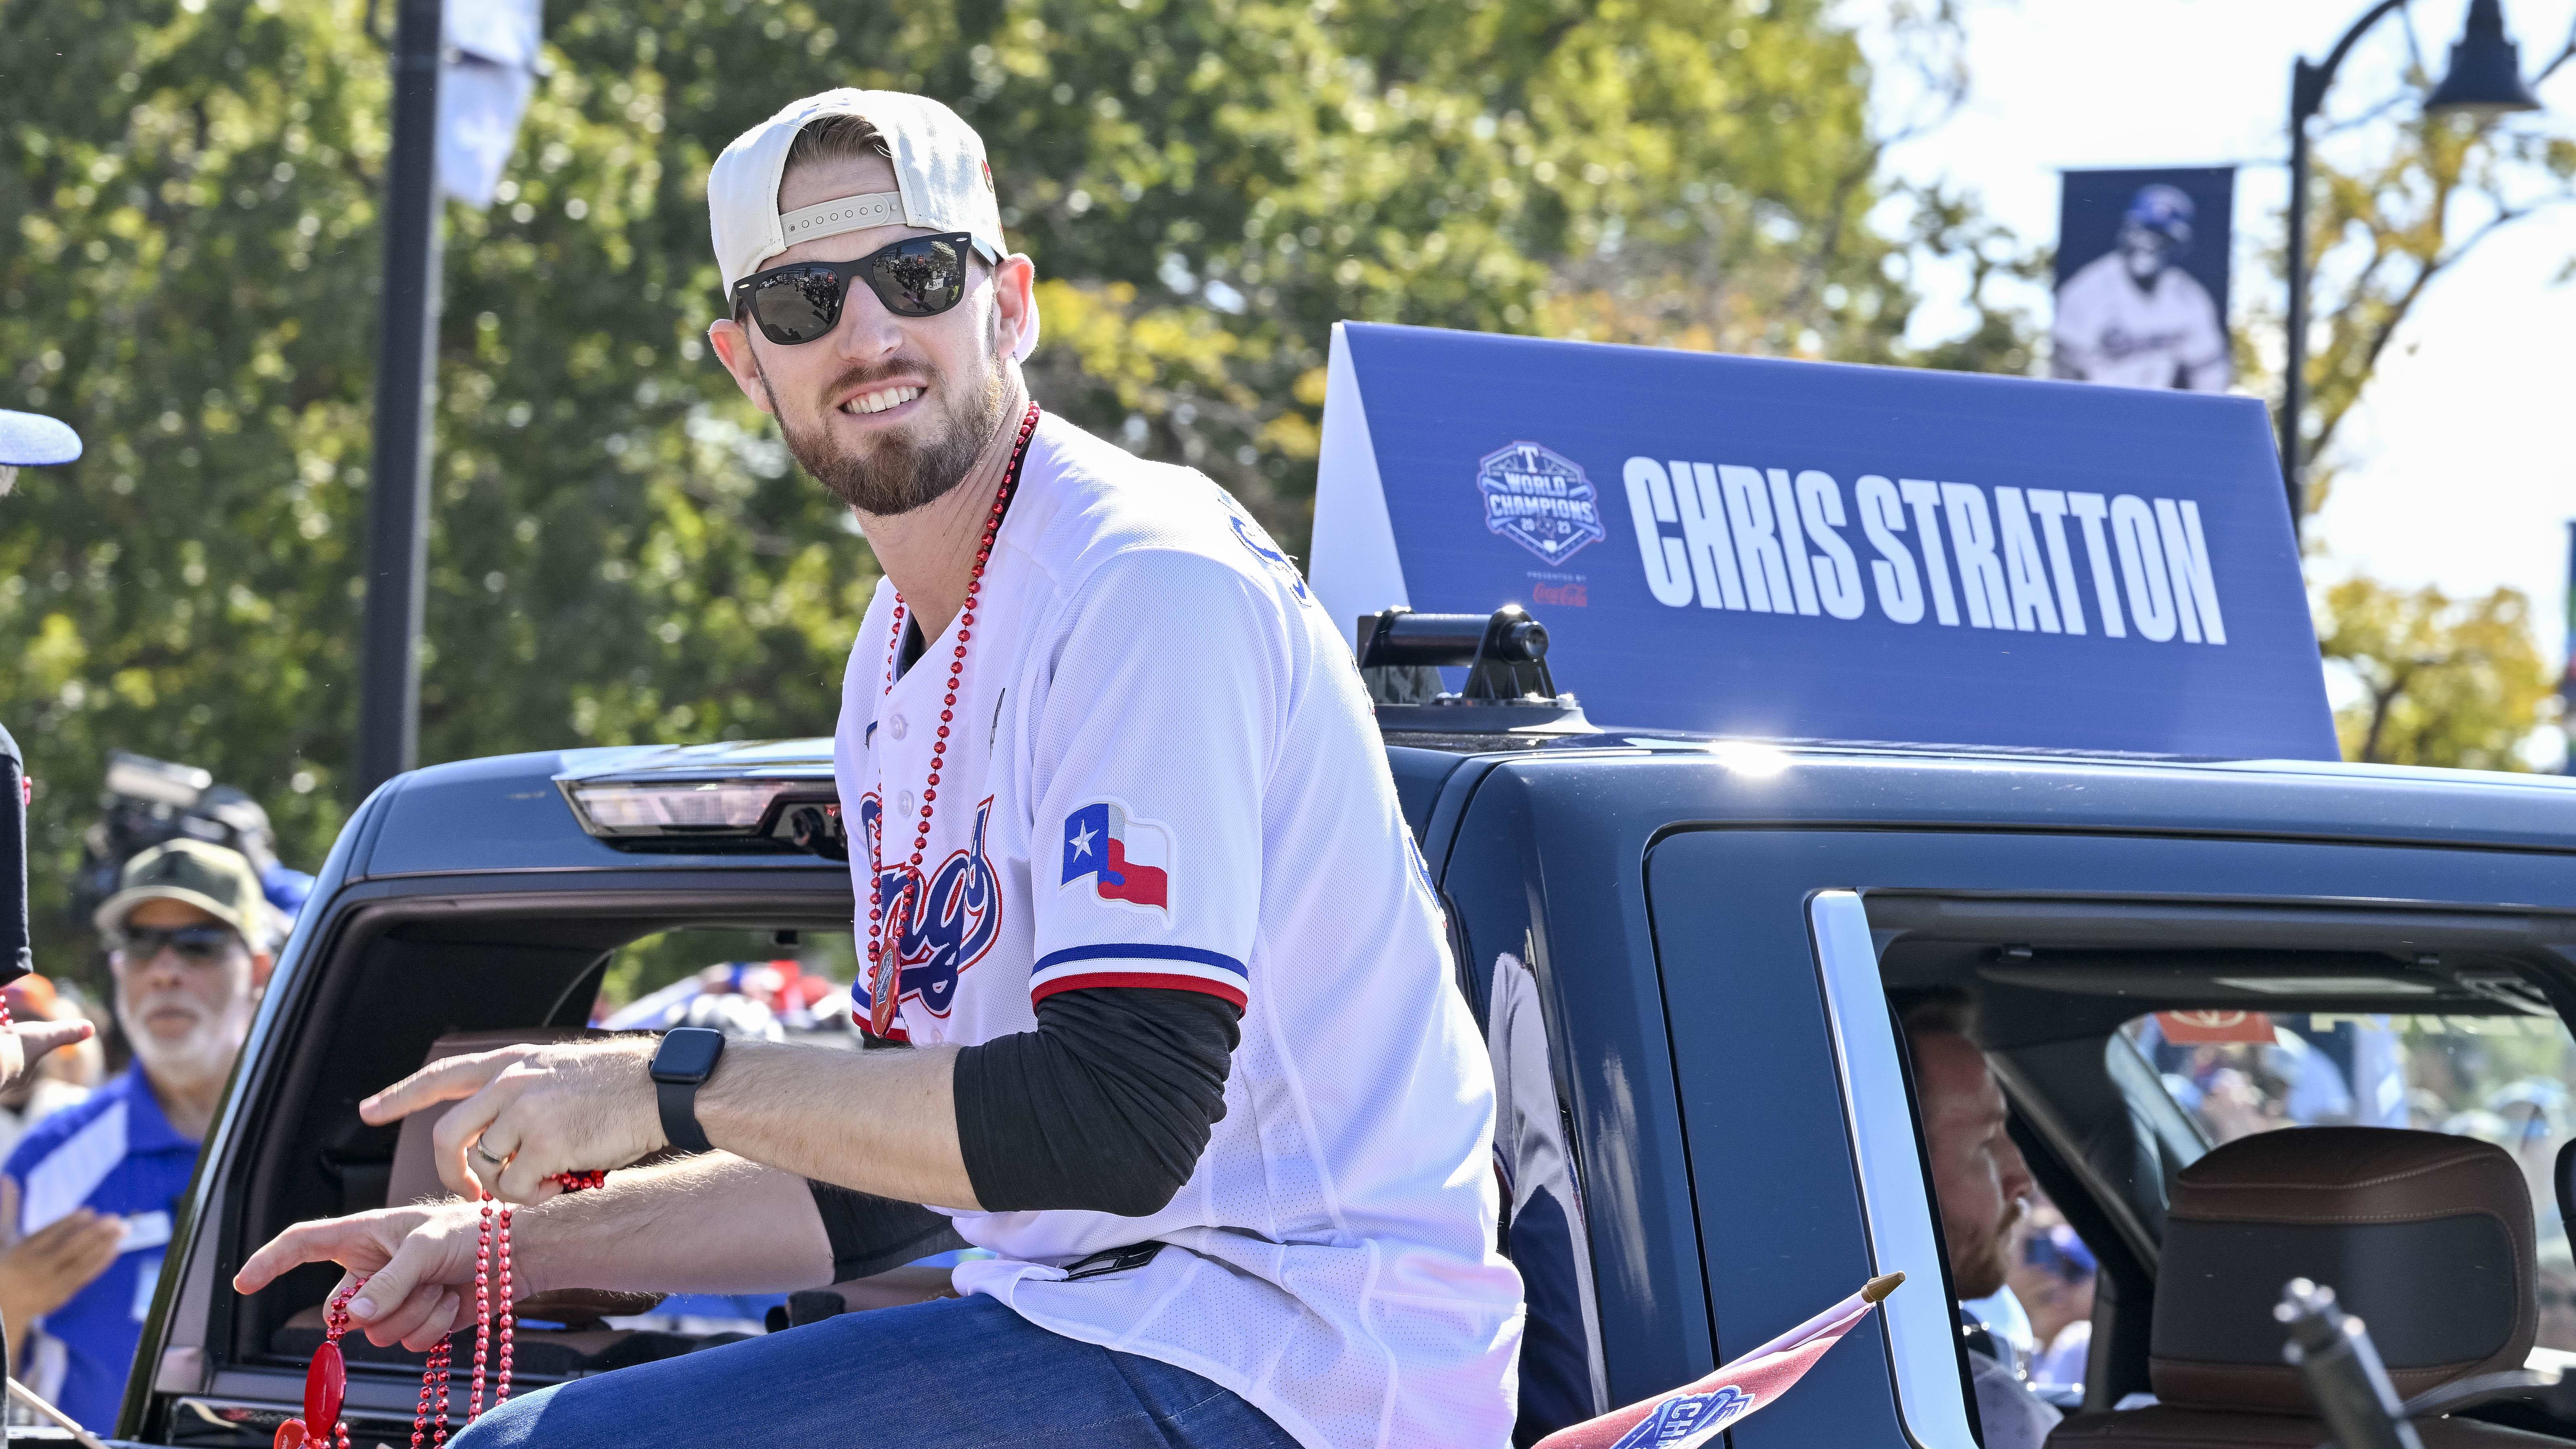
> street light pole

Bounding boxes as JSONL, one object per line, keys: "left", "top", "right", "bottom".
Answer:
{"left": 2280, "top": 0, "right": 2541, "bottom": 542}
{"left": 357, "top": 0, "right": 446, "bottom": 799}
{"left": 2281, "top": 0, "right": 2409, "bottom": 541}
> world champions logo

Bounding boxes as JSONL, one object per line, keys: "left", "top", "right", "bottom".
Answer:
{"left": 1478, "top": 441, "right": 1607, "bottom": 566}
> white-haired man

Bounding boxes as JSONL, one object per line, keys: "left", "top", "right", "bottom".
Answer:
{"left": 237, "top": 90, "right": 1522, "bottom": 1449}
{"left": 5, "top": 839, "right": 271, "bottom": 1426}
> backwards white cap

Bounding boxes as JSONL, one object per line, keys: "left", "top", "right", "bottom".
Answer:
{"left": 707, "top": 89, "right": 1036, "bottom": 361}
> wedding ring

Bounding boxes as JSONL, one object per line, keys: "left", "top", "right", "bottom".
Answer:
{"left": 472, "top": 1144, "right": 507, "bottom": 1168}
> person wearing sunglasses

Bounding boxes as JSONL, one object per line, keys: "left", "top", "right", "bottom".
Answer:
{"left": 238, "top": 89, "right": 1520, "bottom": 1449}
{"left": 2, "top": 838, "right": 272, "bottom": 1426}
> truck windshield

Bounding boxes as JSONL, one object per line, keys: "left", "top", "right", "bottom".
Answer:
{"left": 2121, "top": 1010, "right": 2576, "bottom": 1355}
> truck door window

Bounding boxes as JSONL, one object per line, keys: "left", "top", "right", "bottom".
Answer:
{"left": 1811, "top": 890, "right": 1985, "bottom": 1449}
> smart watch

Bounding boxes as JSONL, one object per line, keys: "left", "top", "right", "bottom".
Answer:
{"left": 650, "top": 1027, "right": 726, "bottom": 1154}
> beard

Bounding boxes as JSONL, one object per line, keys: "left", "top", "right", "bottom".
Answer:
{"left": 764, "top": 326, "right": 1007, "bottom": 518}
{"left": 118, "top": 987, "right": 244, "bottom": 1091}
{"left": 1948, "top": 1195, "right": 2027, "bottom": 1301}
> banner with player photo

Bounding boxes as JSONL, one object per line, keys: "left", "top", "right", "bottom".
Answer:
{"left": 1309, "top": 321, "right": 2333, "bottom": 760}
{"left": 2053, "top": 166, "right": 2236, "bottom": 392}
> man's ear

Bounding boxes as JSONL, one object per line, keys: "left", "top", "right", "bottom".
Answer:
{"left": 707, "top": 319, "right": 774, "bottom": 416}
{"left": 990, "top": 254, "right": 1037, "bottom": 362}
{"left": 250, "top": 951, "right": 274, "bottom": 992}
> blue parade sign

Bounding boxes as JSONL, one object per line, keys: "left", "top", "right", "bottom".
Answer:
{"left": 1309, "top": 321, "right": 2336, "bottom": 760}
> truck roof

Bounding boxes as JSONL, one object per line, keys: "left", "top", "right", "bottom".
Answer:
{"left": 341, "top": 729, "right": 2576, "bottom": 883}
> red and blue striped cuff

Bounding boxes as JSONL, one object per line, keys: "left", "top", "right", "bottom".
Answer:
{"left": 1030, "top": 944, "right": 1249, "bottom": 1009}
{"left": 849, "top": 999, "right": 912, "bottom": 1042}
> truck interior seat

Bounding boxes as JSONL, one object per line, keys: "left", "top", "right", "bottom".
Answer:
{"left": 2048, "top": 1127, "right": 2551, "bottom": 1449}
{"left": 385, "top": 1029, "right": 618, "bottom": 1209}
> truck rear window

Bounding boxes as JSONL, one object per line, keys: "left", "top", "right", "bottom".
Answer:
{"left": 595, "top": 926, "right": 860, "bottom": 1035}
{"left": 2121, "top": 1010, "right": 2576, "bottom": 1356}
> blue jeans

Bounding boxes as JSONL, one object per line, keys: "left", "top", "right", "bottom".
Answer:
{"left": 451, "top": 1293, "right": 1302, "bottom": 1448}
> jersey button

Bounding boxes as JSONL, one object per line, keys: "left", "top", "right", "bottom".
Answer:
{"left": 889, "top": 714, "right": 908, "bottom": 741}
{"left": 899, "top": 790, "right": 915, "bottom": 817}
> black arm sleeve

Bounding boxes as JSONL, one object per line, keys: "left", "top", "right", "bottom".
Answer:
{"left": 953, "top": 987, "right": 1242, "bottom": 1217}
{"left": 806, "top": 1180, "right": 968, "bottom": 1282}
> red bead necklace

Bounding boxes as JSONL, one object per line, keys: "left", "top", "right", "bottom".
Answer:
{"left": 275, "top": 1171, "right": 607, "bottom": 1449}
{"left": 864, "top": 402, "right": 1041, "bottom": 1038}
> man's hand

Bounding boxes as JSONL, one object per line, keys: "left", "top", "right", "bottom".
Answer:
{"left": 361, "top": 1039, "right": 665, "bottom": 1204}
{"left": 230, "top": 1202, "right": 485, "bottom": 1351}
{"left": 0, "top": 1018, "right": 94, "bottom": 1095}
{"left": 0, "top": 1207, "right": 125, "bottom": 1323}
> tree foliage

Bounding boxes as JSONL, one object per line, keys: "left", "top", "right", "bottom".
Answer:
{"left": 2316, "top": 576, "right": 2555, "bottom": 770}
{"left": 3, "top": 0, "right": 1989, "bottom": 967}
{"left": 2244, "top": 19, "right": 2576, "bottom": 774}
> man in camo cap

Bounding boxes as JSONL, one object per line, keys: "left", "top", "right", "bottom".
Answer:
{"left": 1, "top": 839, "right": 272, "bottom": 1426}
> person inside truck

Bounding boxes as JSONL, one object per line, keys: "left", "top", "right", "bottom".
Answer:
{"left": 233, "top": 87, "right": 1521, "bottom": 1449}
{"left": 3, "top": 839, "right": 272, "bottom": 1428}
{"left": 1903, "top": 995, "right": 2065, "bottom": 1449}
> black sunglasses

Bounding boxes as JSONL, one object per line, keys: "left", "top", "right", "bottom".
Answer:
{"left": 730, "top": 232, "right": 974, "bottom": 345}
{"left": 115, "top": 923, "right": 241, "bottom": 962}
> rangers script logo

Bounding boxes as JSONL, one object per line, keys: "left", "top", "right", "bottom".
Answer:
{"left": 857, "top": 793, "right": 1003, "bottom": 1017}
{"left": 1478, "top": 441, "right": 1606, "bottom": 565}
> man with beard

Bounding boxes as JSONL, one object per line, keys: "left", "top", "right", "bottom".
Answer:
{"left": 2, "top": 840, "right": 270, "bottom": 1426}
{"left": 1904, "top": 996, "right": 2061, "bottom": 1449}
{"left": 234, "top": 90, "right": 1519, "bottom": 1449}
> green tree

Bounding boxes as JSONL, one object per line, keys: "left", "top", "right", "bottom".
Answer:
{"left": 1513, "top": 0, "right": 2043, "bottom": 376}
{"left": 2239, "top": 20, "right": 2576, "bottom": 776}
{"left": 2316, "top": 576, "right": 2555, "bottom": 770}
{"left": 2, "top": 0, "right": 2004, "bottom": 978}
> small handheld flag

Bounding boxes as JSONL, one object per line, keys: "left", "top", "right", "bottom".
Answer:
{"left": 1535, "top": 1272, "right": 1904, "bottom": 1449}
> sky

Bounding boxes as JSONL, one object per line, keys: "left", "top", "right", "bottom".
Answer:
{"left": 1859, "top": 0, "right": 2576, "bottom": 684}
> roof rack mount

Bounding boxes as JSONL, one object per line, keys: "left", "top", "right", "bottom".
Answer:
{"left": 1355, "top": 605, "right": 1592, "bottom": 735}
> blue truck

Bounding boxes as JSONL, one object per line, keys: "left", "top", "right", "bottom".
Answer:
{"left": 90, "top": 609, "right": 2576, "bottom": 1449}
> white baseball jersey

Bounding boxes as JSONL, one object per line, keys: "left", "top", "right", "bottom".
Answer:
{"left": 832, "top": 412, "right": 1524, "bottom": 1449}
{"left": 2051, "top": 251, "right": 2230, "bottom": 391}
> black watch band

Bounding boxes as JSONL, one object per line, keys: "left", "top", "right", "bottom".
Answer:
{"left": 650, "top": 1027, "right": 726, "bottom": 1155}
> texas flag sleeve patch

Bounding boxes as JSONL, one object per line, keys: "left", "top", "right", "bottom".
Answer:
{"left": 1060, "top": 801, "right": 1169, "bottom": 910}
{"left": 1036, "top": 799, "right": 1247, "bottom": 1008}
